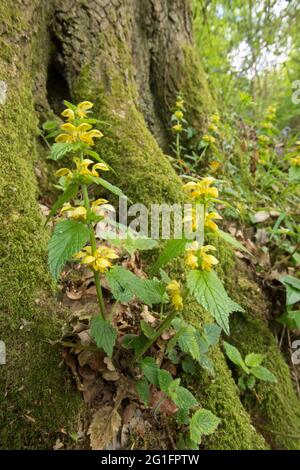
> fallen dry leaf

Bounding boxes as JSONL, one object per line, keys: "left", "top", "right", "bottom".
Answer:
{"left": 88, "top": 406, "right": 121, "bottom": 450}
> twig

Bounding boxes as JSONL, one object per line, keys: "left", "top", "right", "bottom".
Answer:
{"left": 278, "top": 325, "right": 286, "bottom": 349}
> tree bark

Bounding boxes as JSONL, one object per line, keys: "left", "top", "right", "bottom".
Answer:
{"left": 0, "top": 0, "right": 299, "bottom": 450}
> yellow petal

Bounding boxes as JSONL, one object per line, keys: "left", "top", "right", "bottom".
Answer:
{"left": 92, "top": 198, "right": 108, "bottom": 207}
{"left": 92, "top": 162, "right": 109, "bottom": 172}
{"left": 77, "top": 123, "right": 93, "bottom": 132}
{"left": 61, "top": 123, "right": 77, "bottom": 133}
{"left": 61, "top": 109, "right": 75, "bottom": 121}
{"left": 55, "top": 133, "right": 73, "bottom": 143}
{"left": 55, "top": 168, "right": 72, "bottom": 177}
{"left": 77, "top": 101, "right": 93, "bottom": 112}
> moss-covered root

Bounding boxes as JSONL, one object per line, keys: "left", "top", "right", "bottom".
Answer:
{"left": 0, "top": 2, "right": 82, "bottom": 449}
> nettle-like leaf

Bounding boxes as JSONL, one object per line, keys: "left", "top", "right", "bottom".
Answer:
{"left": 122, "top": 333, "right": 148, "bottom": 356}
{"left": 140, "top": 320, "right": 156, "bottom": 339}
{"left": 250, "top": 365, "right": 277, "bottom": 383}
{"left": 92, "top": 176, "right": 129, "bottom": 201}
{"left": 280, "top": 275, "right": 300, "bottom": 306}
{"left": 189, "top": 409, "right": 220, "bottom": 445}
{"left": 49, "top": 142, "right": 75, "bottom": 161}
{"left": 45, "top": 183, "right": 79, "bottom": 224}
{"left": 90, "top": 315, "right": 117, "bottom": 357}
{"left": 48, "top": 219, "right": 89, "bottom": 279}
{"left": 106, "top": 266, "right": 166, "bottom": 306}
{"left": 150, "top": 238, "right": 187, "bottom": 275}
{"left": 173, "top": 386, "right": 198, "bottom": 411}
{"left": 140, "top": 356, "right": 159, "bottom": 386}
{"left": 223, "top": 341, "right": 249, "bottom": 374}
{"left": 187, "top": 270, "right": 244, "bottom": 334}
{"left": 245, "top": 353, "right": 265, "bottom": 368}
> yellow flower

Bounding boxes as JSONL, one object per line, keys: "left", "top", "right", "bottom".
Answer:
{"left": 203, "top": 134, "right": 216, "bottom": 144}
{"left": 258, "top": 135, "right": 270, "bottom": 145}
{"left": 76, "top": 101, "right": 94, "bottom": 119}
{"left": 185, "top": 241, "right": 200, "bottom": 269}
{"left": 174, "top": 110, "right": 183, "bottom": 120}
{"left": 55, "top": 122, "right": 103, "bottom": 146}
{"left": 209, "top": 160, "right": 221, "bottom": 172}
{"left": 290, "top": 156, "right": 300, "bottom": 167}
{"left": 261, "top": 121, "right": 273, "bottom": 130}
{"left": 176, "top": 99, "right": 185, "bottom": 109}
{"left": 199, "top": 245, "right": 218, "bottom": 271}
{"left": 183, "top": 177, "right": 218, "bottom": 201}
{"left": 205, "top": 212, "right": 222, "bottom": 232}
{"left": 172, "top": 123, "right": 182, "bottom": 133}
{"left": 61, "top": 108, "right": 75, "bottom": 122}
{"left": 61, "top": 204, "right": 87, "bottom": 221}
{"left": 73, "top": 245, "right": 118, "bottom": 273}
{"left": 207, "top": 123, "right": 218, "bottom": 133}
{"left": 55, "top": 159, "right": 109, "bottom": 182}
{"left": 166, "top": 280, "right": 183, "bottom": 311}
{"left": 210, "top": 114, "right": 220, "bottom": 124}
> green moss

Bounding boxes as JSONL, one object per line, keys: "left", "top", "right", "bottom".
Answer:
{"left": 0, "top": 3, "right": 82, "bottom": 449}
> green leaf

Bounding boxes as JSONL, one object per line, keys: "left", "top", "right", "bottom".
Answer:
{"left": 48, "top": 219, "right": 89, "bottom": 279}
{"left": 122, "top": 334, "right": 148, "bottom": 356}
{"left": 177, "top": 325, "right": 202, "bottom": 362}
{"left": 49, "top": 142, "right": 74, "bottom": 161}
{"left": 106, "top": 266, "right": 166, "bottom": 306}
{"left": 246, "top": 375, "right": 256, "bottom": 390}
{"left": 92, "top": 176, "right": 129, "bottom": 200}
{"left": 45, "top": 183, "right": 79, "bottom": 224}
{"left": 90, "top": 315, "right": 117, "bottom": 357}
{"left": 245, "top": 353, "right": 265, "bottom": 368}
{"left": 141, "top": 357, "right": 159, "bottom": 386}
{"left": 187, "top": 270, "right": 244, "bottom": 334}
{"left": 150, "top": 238, "right": 187, "bottom": 275}
{"left": 85, "top": 149, "right": 115, "bottom": 174}
{"left": 173, "top": 386, "right": 198, "bottom": 411}
{"left": 280, "top": 275, "right": 300, "bottom": 306}
{"left": 277, "top": 310, "right": 300, "bottom": 329}
{"left": 199, "top": 354, "right": 215, "bottom": 375}
{"left": 42, "top": 120, "right": 58, "bottom": 131}
{"left": 251, "top": 365, "right": 277, "bottom": 383}
{"left": 190, "top": 409, "right": 220, "bottom": 444}
{"left": 289, "top": 165, "right": 300, "bottom": 182}
{"left": 204, "top": 323, "right": 221, "bottom": 346}
{"left": 140, "top": 320, "right": 156, "bottom": 339}
{"left": 181, "top": 356, "right": 197, "bottom": 374}
{"left": 136, "top": 379, "right": 150, "bottom": 406}
{"left": 109, "top": 235, "right": 158, "bottom": 256}
{"left": 223, "top": 341, "right": 249, "bottom": 373}
{"left": 157, "top": 369, "right": 173, "bottom": 394}
{"left": 217, "top": 230, "right": 251, "bottom": 254}
{"left": 63, "top": 100, "right": 76, "bottom": 110}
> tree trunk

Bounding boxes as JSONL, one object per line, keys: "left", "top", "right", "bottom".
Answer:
{"left": 0, "top": 0, "right": 299, "bottom": 450}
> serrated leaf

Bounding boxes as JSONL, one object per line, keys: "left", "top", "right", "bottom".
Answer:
{"left": 150, "top": 238, "right": 187, "bottom": 275}
{"left": 203, "top": 323, "right": 221, "bottom": 346}
{"left": 49, "top": 142, "right": 75, "bottom": 161}
{"left": 218, "top": 230, "right": 251, "bottom": 254}
{"left": 245, "top": 353, "right": 265, "bottom": 368}
{"left": 136, "top": 379, "right": 150, "bottom": 405}
{"left": 187, "top": 270, "right": 244, "bottom": 334}
{"left": 251, "top": 365, "right": 277, "bottom": 383}
{"left": 280, "top": 275, "right": 300, "bottom": 306}
{"left": 90, "top": 315, "right": 117, "bottom": 357}
{"left": 177, "top": 325, "right": 201, "bottom": 362}
{"left": 181, "top": 356, "right": 197, "bottom": 374}
{"left": 122, "top": 333, "right": 148, "bottom": 356}
{"left": 157, "top": 369, "right": 173, "bottom": 394}
{"left": 106, "top": 266, "right": 166, "bottom": 306}
{"left": 141, "top": 356, "right": 159, "bottom": 386}
{"left": 45, "top": 183, "right": 79, "bottom": 224}
{"left": 223, "top": 341, "right": 249, "bottom": 373}
{"left": 199, "top": 354, "right": 215, "bottom": 375}
{"left": 190, "top": 409, "right": 220, "bottom": 444}
{"left": 173, "top": 386, "right": 198, "bottom": 411}
{"left": 48, "top": 219, "right": 89, "bottom": 279}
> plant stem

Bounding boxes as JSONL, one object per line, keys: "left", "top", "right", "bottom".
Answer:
{"left": 137, "top": 309, "right": 178, "bottom": 359}
{"left": 82, "top": 183, "right": 106, "bottom": 319}
{"left": 176, "top": 133, "right": 180, "bottom": 160}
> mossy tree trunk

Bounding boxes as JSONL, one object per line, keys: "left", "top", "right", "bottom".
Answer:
{"left": 0, "top": 0, "right": 299, "bottom": 450}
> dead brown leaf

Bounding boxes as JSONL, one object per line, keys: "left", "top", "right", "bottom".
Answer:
{"left": 88, "top": 406, "right": 121, "bottom": 450}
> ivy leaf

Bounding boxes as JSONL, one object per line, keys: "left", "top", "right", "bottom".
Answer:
{"left": 106, "top": 266, "right": 166, "bottom": 306}
{"left": 217, "top": 230, "right": 251, "bottom": 255}
{"left": 150, "top": 238, "right": 187, "bottom": 275}
{"left": 45, "top": 183, "right": 79, "bottom": 224}
{"left": 245, "top": 353, "right": 265, "bottom": 368}
{"left": 136, "top": 379, "right": 150, "bottom": 406}
{"left": 49, "top": 142, "right": 75, "bottom": 161}
{"left": 48, "top": 219, "right": 89, "bottom": 279}
{"left": 90, "top": 315, "right": 117, "bottom": 357}
{"left": 223, "top": 341, "right": 249, "bottom": 374}
{"left": 140, "top": 357, "right": 159, "bottom": 386}
{"left": 187, "top": 270, "right": 244, "bottom": 334}
{"left": 251, "top": 365, "right": 277, "bottom": 383}
{"left": 190, "top": 409, "right": 220, "bottom": 444}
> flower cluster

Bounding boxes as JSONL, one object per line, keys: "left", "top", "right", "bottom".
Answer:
{"left": 166, "top": 280, "right": 183, "bottom": 311}
{"left": 55, "top": 158, "right": 109, "bottom": 183}
{"left": 73, "top": 245, "right": 118, "bottom": 273}
{"left": 290, "top": 156, "right": 300, "bottom": 167}
{"left": 171, "top": 95, "right": 185, "bottom": 134}
{"left": 183, "top": 177, "right": 219, "bottom": 201}
{"left": 185, "top": 242, "right": 218, "bottom": 271}
{"left": 60, "top": 198, "right": 108, "bottom": 221}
